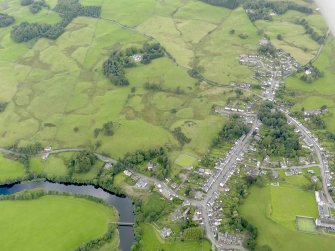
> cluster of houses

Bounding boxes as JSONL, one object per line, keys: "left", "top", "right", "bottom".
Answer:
{"left": 207, "top": 191, "right": 224, "bottom": 237}
{"left": 315, "top": 191, "right": 335, "bottom": 232}
{"left": 240, "top": 43, "right": 300, "bottom": 102}
{"left": 215, "top": 104, "right": 254, "bottom": 115}
{"left": 303, "top": 108, "right": 327, "bottom": 117}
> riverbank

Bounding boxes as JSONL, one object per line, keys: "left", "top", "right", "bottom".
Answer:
{"left": 0, "top": 180, "right": 135, "bottom": 251}
{"left": 0, "top": 189, "right": 119, "bottom": 251}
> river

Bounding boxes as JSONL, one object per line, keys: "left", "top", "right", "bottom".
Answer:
{"left": 0, "top": 181, "right": 135, "bottom": 251}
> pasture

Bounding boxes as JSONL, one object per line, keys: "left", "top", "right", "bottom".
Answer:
{"left": 0, "top": 195, "right": 118, "bottom": 251}
{"left": 0, "top": 154, "right": 26, "bottom": 182}
{"left": 0, "top": 0, "right": 239, "bottom": 163}
{"left": 141, "top": 223, "right": 211, "bottom": 251}
{"left": 240, "top": 185, "right": 335, "bottom": 251}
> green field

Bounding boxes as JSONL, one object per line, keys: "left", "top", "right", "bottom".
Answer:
{"left": 141, "top": 223, "right": 211, "bottom": 251}
{"left": 0, "top": 154, "right": 26, "bottom": 182}
{"left": 240, "top": 185, "right": 335, "bottom": 251}
{"left": 174, "top": 153, "right": 197, "bottom": 168}
{"left": 0, "top": 0, "right": 237, "bottom": 164}
{"left": 296, "top": 216, "right": 317, "bottom": 233}
{"left": 0, "top": 195, "right": 118, "bottom": 251}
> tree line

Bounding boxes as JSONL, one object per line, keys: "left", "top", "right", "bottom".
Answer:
{"left": 103, "top": 43, "right": 165, "bottom": 86}
{"left": 11, "top": 0, "right": 101, "bottom": 43}
{"left": 0, "top": 13, "right": 15, "bottom": 27}
{"left": 296, "top": 18, "right": 326, "bottom": 44}
{"left": 173, "top": 127, "right": 191, "bottom": 146}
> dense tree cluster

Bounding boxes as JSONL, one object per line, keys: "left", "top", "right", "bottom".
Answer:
{"left": 258, "top": 43, "right": 276, "bottom": 57}
{"left": 0, "top": 13, "right": 15, "bottom": 27}
{"left": 296, "top": 18, "right": 326, "bottom": 44}
{"left": 300, "top": 65, "right": 324, "bottom": 83}
{"left": 29, "top": 0, "right": 49, "bottom": 14}
{"left": 141, "top": 43, "right": 165, "bottom": 64}
{"left": 94, "top": 121, "right": 115, "bottom": 138}
{"left": 200, "top": 0, "right": 244, "bottom": 9}
{"left": 173, "top": 127, "right": 191, "bottom": 146}
{"left": 309, "top": 115, "right": 326, "bottom": 129}
{"left": 11, "top": 0, "right": 101, "bottom": 43}
{"left": 111, "top": 147, "right": 170, "bottom": 179}
{"left": 68, "top": 150, "right": 97, "bottom": 173}
{"left": 213, "top": 115, "right": 250, "bottom": 144}
{"left": 20, "top": 0, "right": 33, "bottom": 6}
{"left": 103, "top": 43, "right": 165, "bottom": 86}
{"left": 102, "top": 51, "right": 130, "bottom": 86}
{"left": 257, "top": 102, "right": 302, "bottom": 158}
{"left": 53, "top": 0, "right": 101, "bottom": 19}
{"left": 244, "top": 1, "right": 313, "bottom": 22}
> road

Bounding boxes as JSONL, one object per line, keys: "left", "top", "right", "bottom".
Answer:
{"left": 201, "top": 119, "right": 259, "bottom": 251}
{"left": 284, "top": 112, "right": 335, "bottom": 207}
{"left": 0, "top": 147, "right": 117, "bottom": 164}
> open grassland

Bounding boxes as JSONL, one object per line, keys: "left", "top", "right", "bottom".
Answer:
{"left": 0, "top": 154, "right": 25, "bottom": 182}
{"left": 195, "top": 7, "right": 260, "bottom": 84}
{"left": 0, "top": 195, "right": 118, "bottom": 251}
{"left": 240, "top": 185, "right": 335, "bottom": 251}
{"left": 254, "top": 8, "right": 327, "bottom": 65}
{"left": 141, "top": 223, "right": 211, "bottom": 251}
{"left": 0, "top": 0, "right": 233, "bottom": 161}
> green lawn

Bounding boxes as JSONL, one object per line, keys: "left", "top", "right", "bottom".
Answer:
{"left": 296, "top": 216, "right": 317, "bottom": 233}
{"left": 0, "top": 195, "right": 118, "bottom": 251}
{"left": 141, "top": 223, "right": 211, "bottom": 251}
{"left": 240, "top": 185, "right": 335, "bottom": 251}
{"left": 174, "top": 153, "right": 197, "bottom": 168}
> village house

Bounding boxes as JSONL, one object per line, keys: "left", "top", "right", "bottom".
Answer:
{"left": 160, "top": 227, "right": 172, "bottom": 238}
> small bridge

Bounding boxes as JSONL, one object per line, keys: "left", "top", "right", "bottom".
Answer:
{"left": 109, "top": 222, "right": 134, "bottom": 227}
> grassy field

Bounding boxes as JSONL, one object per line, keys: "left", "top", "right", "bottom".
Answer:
{"left": 240, "top": 185, "right": 335, "bottom": 251}
{"left": 141, "top": 223, "right": 211, "bottom": 251}
{"left": 174, "top": 153, "right": 197, "bottom": 168}
{"left": 296, "top": 216, "right": 317, "bottom": 233}
{"left": 0, "top": 0, "right": 235, "bottom": 164}
{"left": 284, "top": 36, "right": 335, "bottom": 133}
{"left": 0, "top": 195, "right": 118, "bottom": 251}
{"left": 0, "top": 154, "right": 26, "bottom": 182}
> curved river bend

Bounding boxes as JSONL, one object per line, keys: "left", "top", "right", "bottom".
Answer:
{"left": 0, "top": 181, "right": 135, "bottom": 251}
